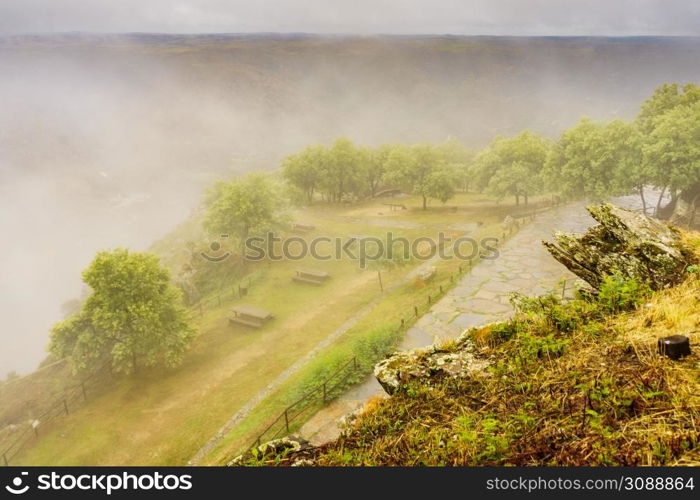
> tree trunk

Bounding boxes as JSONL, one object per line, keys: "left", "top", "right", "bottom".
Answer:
{"left": 655, "top": 185, "right": 667, "bottom": 216}
{"left": 638, "top": 186, "right": 647, "bottom": 214}
{"left": 671, "top": 184, "right": 700, "bottom": 226}
{"left": 515, "top": 193, "right": 520, "bottom": 206}
{"left": 422, "top": 195, "right": 427, "bottom": 210}
{"left": 524, "top": 192, "right": 529, "bottom": 206}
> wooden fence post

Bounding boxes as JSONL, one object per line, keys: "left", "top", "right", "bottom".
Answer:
{"left": 81, "top": 381, "right": 87, "bottom": 401}
{"left": 2, "top": 453, "right": 7, "bottom": 466}
{"left": 561, "top": 280, "right": 567, "bottom": 301}
{"left": 322, "top": 383, "right": 327, "bottom": 404}
{"left": 284, "top": 410, "right": 290, "bottom": 432}
{"left": 414, "top": 306, "right": 418, "bottom": 317}
{"left": 63, "top": 399, "right": 69, "bottom": 415}
{"left": 377, "top": 270, "right": 384, "bottom": 292}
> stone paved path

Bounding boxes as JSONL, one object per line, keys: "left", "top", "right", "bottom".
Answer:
{"left": 299, "top": 196, "right": 645, "bottom": 444}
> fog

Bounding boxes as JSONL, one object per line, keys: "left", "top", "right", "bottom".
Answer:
{"left": 1, "top": 1, "right": 699, "bottom": 35}
{"left": 1, "top": 34, "right": 699, "bottom": 375}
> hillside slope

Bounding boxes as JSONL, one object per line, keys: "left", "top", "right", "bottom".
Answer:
{"left": 236, "top": 229, "right": 700, "bottom": 466}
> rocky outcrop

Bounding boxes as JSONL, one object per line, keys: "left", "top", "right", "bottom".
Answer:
{"left": 227, "top": 436, "right": 312, "bottom": 466}
{"left": 374, "top": 328, "right": 490, "bottom": 396}
{"left": 543, "top": 204, "right": 695, "bottom": 291}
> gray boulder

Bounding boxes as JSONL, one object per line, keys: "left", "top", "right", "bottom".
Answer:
{"left": 543, "top": 204, "right": 694, "bottom": 291}
{"left": 374, "top": 328, "right": 490, "bottom": 396}
{"left": 228, "top": 436, "right": 312, "bottom": 466}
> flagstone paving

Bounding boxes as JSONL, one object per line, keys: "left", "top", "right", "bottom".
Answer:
{"left": 300, "top": 196, "right": 646, "bottom": 445}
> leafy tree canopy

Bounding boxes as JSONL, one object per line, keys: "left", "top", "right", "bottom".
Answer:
{"left": 50, "top": 249, "right": 196, "bottom": 375}
{"left": 383, "top": 143, "right": 453, "bottom": 209}
{"left": 643, "top": 101, "right": 700, "bottom": 196}
{"left": 476, "top": 131, "right": 550, "bottom": 205}
{"left": 205, "top": 172, "right": 289, "bottom": 250}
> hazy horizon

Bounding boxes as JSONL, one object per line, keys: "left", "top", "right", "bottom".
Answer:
{"left": 2, "top": 27, "right": 700, "bottom": 376}
{"left": 1, "top": 1, "right": 699, "bottom": 36}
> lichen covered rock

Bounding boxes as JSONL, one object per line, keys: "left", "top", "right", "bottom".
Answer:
{"left": 374, "top": 329, "right": 490, "bottom": 395}
{"left": 227, "top": 436, "right": 312, "bottom": 466}
{"left": 543, "top": 204, "right": 695, "bottom": 291}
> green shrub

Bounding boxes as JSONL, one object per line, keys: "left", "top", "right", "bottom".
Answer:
{"left": 596, "top": 273, "right": 651, "bottom": 313}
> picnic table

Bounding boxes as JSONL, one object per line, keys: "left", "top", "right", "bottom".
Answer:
{"left": 229, "top": 306, "right": 274, "bottom": 328}
{"left": 382, "top": 203, "right": 407, "bottom": 211}
{"left": 293, "top": 268, "right": 330, "bottom": 285}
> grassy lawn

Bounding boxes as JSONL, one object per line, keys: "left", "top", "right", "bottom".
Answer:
{"left": 201, "top": 214, "right": 510, "bottom": 464}
{"left": 12, "top": 193, "right": 529, "bottom": 466}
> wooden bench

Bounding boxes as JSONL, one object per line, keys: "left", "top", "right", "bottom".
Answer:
{"left": 383, "top": 203, "right": 407, "bottom": 211}
{"left": 292, "top": 268, "right": 330, "bottom": 285}
{"left": 229, "top": 306, "right": 274, "bottom": 328}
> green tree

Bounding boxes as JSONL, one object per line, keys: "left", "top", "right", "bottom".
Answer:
{"left": 281, "top": 145, "right": 325, "bottom": 204}
{"left": 383, "top": 143, "right": 447, "bottom": 210}
{"left": 637, "top": 83, "right": 700, "bottom": 134}
{"left": 361, "top": 144, "right": 395, "bottom": 198}
{"left": 476, "top": 131, "right": 550, "bottom": 205}
{"left": 643, "top": 101, "right": 700, "bottom": 222}
{"left": 49, "top": 249, "right": 196, "bottom": 375}
{"left": 600, "top": 120, "right": 646, "bottom": 210}
{"left": 318, "top": 137, "right": 362, "bottom": 202}
{"left": 637, "top": 83, "right": 700, "bottom": 217}
{"left": 437, "top": 139, "right": 475, "bottom": 192}
{"left": 204, "top": 173, "right": 288, "bottom": 252}
{"left": 425, "top": 165, "right": 459, "bottom": 204}
{"left": 543, "top": 119, "right": 629, "bottom": 202}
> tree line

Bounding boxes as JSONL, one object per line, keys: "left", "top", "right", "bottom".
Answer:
{"left": 281, "top": 138, "right": 473, "bottom": 209}
{"left": 282, "top": 83, "right": 700, "bottom": 214}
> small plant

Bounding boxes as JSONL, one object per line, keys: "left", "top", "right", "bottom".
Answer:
{"left": 513, "top": 333, "right": 568, "bottom": 366}
{"left": 596, "top": 273, "right": 652, "bottom": 313}
{"left": 510, "top": 292, "right": 598, "bottom": 333}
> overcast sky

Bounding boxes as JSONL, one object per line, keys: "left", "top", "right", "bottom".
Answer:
{"left": 0, "top": 0, "right": 699, "bottom": 36}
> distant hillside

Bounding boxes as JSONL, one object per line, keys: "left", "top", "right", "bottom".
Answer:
{"left": 2, "top": 34, "right": 700, "bottom": 173}
{"left": 1, "top": 33, "right": 700, "bottom": 375}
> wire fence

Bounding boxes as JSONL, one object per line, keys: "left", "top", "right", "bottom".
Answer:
{"left": 240, "top": 202, "right": 566, "bottom": 455}
{"left": 246, "top": 357, "right": 359, "bottom": 455}
{"left": 191, "top": 269, "right": 266, "bottom": 318}
{"left": 0, "top": 366, "right": 109, "bottom": 466}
